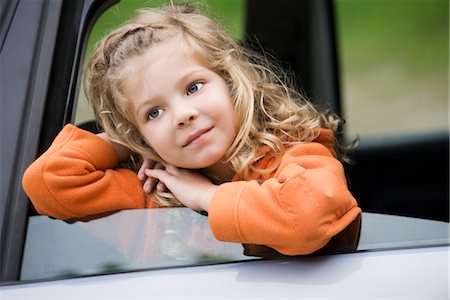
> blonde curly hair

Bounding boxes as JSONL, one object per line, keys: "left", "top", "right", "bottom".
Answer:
{"left": 84, "top": 2, "right": 350, "bottom": 206}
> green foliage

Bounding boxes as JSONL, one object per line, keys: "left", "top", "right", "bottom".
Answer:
{"left": 335, "top": 0, "right": 449, "bottom": 73}
{"left": 86, "top": 0, "right": 246, "bottom": 58}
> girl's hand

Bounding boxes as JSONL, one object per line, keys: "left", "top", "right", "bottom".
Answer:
{"left": 144, "top": 164, "right": 217, "bottom": 212}
{"left": 138, "top": 158, "right": 166, "bottom": 193}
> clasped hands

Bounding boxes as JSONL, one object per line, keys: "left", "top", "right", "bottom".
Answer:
{"left": 137, "top": 158, "right": 216, "bottom": 212}
{"left": 96, "top": 132, "right": 216, "bottom": 212}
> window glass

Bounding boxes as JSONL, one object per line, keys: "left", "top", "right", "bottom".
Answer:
{"left": 20, "top": 209, "right": 449, "bottom": 280}
{"left": 21, "top": 209, "right": 249, "bottom": 280}
{"left": 334, "top": 0, "right": 448, "bottom": 139}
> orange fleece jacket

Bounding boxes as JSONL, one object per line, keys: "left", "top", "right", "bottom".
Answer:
{"left": 22, "top": 124, "right": 361, "bottom": 255}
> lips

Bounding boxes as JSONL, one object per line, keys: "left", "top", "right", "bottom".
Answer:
{"left": 183, "top": 127, "right": 213, "bottom": 147}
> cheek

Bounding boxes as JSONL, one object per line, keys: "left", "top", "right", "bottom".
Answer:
{"left": 226, "top": 101, "right": 238, "bottom": 130}
{"left": 139, "top": 125, "right": 166, "bottom": 153}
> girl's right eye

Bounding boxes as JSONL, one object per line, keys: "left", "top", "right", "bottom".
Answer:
{"left": 146, "top": 108, "right": 165, "bottom": 120}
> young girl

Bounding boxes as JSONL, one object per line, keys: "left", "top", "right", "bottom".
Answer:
{"left": 23, "top": 3, "right": 361, "bottom": 256}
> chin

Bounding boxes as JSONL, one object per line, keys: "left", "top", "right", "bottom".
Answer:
{"left": 183, "top": 156, "right": 224, "bottom": 170}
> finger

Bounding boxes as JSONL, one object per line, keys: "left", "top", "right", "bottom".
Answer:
{"left": 154, "top": 162, "right": 165, "bottom": 170}
{"left": 140, "top": 161, "right": 164, "bottom": 182}
{"left": 145, "top": 168, "right": 174, "bottom": 186}
{"left": 141, "top": 161, "right": 166, "bottom": 193}
{"left": 156, "top": 181, "right": 166, "bottom": 192}
{"left": 138, "top": 158, "right": 155, "bottom": 180}
{"left": 138, "top": 163, "right": 148, "bottom": 180}
{"left": 158, "top": 162, "right": 180, "bottom": 175}
{"left": 143, "top": 177, "right": 157, "bottom": 193}
{"left": 137, "top": 169, "right": 146, "bottom": 181}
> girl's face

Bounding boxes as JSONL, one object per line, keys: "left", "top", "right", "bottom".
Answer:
{"left": 123, "top": 38, "right": 237, "bottom": 169}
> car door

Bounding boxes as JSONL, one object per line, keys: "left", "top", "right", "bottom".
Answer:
{"left": 0, "top": 0, "right": 118, "bottom": 282}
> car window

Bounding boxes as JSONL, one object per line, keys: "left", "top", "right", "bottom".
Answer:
{"left": 334, "top": 0, "right": 448, "bottom": 139}
{"left": 13, "top": 0, "right": 449, "bottom": 284}
{"left": 20, "top": 210, "right": 449, "bottom": 281}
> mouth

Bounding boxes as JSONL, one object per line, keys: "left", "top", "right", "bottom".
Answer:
{"left": 183, "top": 127, "right": 213, "bottom": 147}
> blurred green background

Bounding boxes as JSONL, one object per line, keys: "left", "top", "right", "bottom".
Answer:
{"left": 86, "top": 0, "right": 246, "bottom": 57}
{"left": 80, "top": 0, "right": 449, "bottom": 139}
{"left": 77, "top": 0, "right": 246, "bottom": 125}
{"left": 335, "top": 0, "right": 448, "bottom": 138}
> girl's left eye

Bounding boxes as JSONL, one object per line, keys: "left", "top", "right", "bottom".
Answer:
{"left": 187, "top": 82, "right": 204, "bottom": 95}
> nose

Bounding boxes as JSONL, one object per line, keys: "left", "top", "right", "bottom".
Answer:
{"left": 174, "top": 103, "right": 199, "bottom": 128}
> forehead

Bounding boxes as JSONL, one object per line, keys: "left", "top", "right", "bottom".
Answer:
{"left": 119, "top": 37, "right": 215, "bottom": 104}
{"left": 118, "top": 37, "right": 205, "bottom": 79}
{"left": 120, "top": 37, "right": 208, "bottom": 87}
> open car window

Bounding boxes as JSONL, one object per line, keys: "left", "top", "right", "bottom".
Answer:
{"left": 1, "top": 0, "right": 447, "bottom": 285}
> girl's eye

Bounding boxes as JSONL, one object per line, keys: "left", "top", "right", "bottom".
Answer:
{"left": 147, "top": 108, "right": 165, "bottom": 120}
{"left": 187, "top": 82, "right": 204, "bottom": 95}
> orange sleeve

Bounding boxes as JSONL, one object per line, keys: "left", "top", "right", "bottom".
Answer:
{"left": 208, "top": 142, "right": 361, "bottom": 255}
{"left": 22, "top": 124, "right": 155, "bottom": 220}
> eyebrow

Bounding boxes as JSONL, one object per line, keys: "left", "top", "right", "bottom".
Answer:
{"left": 135, "top": 68, "right": 208, "bottom": 117}
{"left": 135, "top": 99, "right": 154, "bottom": 120}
